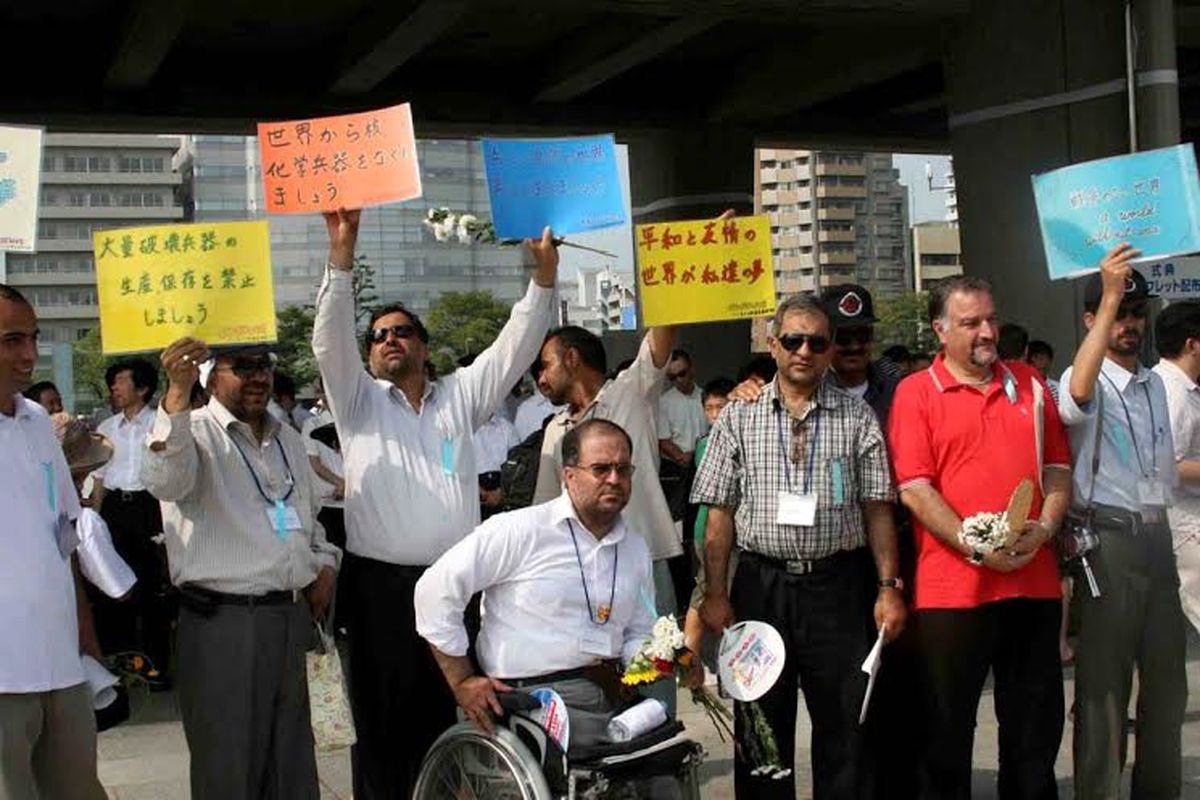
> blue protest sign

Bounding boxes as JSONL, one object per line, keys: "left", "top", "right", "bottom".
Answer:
{"left": 1032, "top": 144, "right": 1200, "bottom": 280}
{"left": 481, "top": 134, "right": 626, "bottom": 240}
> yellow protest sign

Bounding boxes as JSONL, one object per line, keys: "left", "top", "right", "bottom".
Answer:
{"left": 635, "top": 215, "right": 775, "bottom": 326}
{"left": 94, "top": 221, "right": 276, "bottom": 355}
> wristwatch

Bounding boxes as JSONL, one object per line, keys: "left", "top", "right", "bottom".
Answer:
{"left": 877, "top": 577, "right": 904, "bottom": 591}
{"left": 967, "top": 549, "right": 986, "bottom": 566}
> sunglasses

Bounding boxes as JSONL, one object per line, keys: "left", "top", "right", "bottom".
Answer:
{"left": 777, "top": 333, "right": 831, "bottom": 354}
{"left": 834, "top": 327, "right": 873, "bottom": 346}
{"left": 574, "top": 461, "right": 636, "bottom": 480}
{"left": 217, "top": 355, "right": 277, "bottom": 379}
{"left": 371, "top": 324, "right": 418, "bottom": 344}
{"left": 667, "top": 368, "right": 690, "bottom": 381}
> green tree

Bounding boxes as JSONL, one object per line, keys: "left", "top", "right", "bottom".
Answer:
{"left": 73, "top": 328, "right": 111, "bottom": 406}
{"left": 425, "top": 290, "right": 512, "bottom": 375}
{"left": 875, "top": 290, "right": 937, "bottom": 353}
{"left": 353, "top": 254, "right": 379, "bottom": 327}
{"left": 275, "top": 305, "right": 319, "bottom": 388}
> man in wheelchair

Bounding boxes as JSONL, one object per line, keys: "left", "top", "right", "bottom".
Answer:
{"left": 414, "top": 419, "right": 702, "bottom": 798}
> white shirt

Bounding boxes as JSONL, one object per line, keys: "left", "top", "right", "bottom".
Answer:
{"left": 1155, "top": 359, "right": 1200, "bottom": 519}
{"left": 533, "top": 334, "right": 682, "bottom": 561}
{"left": 95, "top": 405, "right": 156, "bottom": 491}
{"left": 313, "top": 268, "right": 555, "bottom": 565}
{"left": 76, "top": 508, "right": 137, "bottom": 598}
{"left": 657, "top": 385, "right": 709, "bottom": 454}
{"left": 0, "top": 396, "right": 84, "bottom": 692}
{"left": 844, "top": 381, "right": 870, "bottom": 400}
{"left": 514, "top": 391, "right": 563, "bottom": 441}
{"left": 473, "top": 413, "right": 521, "bottom": 474}
{"left": 301, "top": 408, "right": 344, "bottom": 509}
{"left": 414, "top": 494, "right": 655, "bottom": 680}
{"left": 270, "top": 398, "right": 314, "bottom": 432}
{"left": 1059, "top": 358, "right": 1177, "bottom": 511}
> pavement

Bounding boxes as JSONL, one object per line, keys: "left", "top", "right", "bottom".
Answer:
{"left": 100, "top": 637, "right": 1200, "bottom": 799}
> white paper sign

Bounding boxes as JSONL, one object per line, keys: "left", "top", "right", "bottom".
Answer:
{"left": 0, "top": 125, "right": 43, "bottom": 253}
{"left": 718, "top": 620, "right": 787, "bottom": 702}
{"left": 858, "top": 626, "right": 886, "bottom": 724}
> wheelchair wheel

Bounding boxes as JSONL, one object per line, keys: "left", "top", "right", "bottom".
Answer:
{"left": 413, "top": 722, "right": 554, "bottom": 800}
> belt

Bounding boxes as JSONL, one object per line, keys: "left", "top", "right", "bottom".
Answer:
{"left": 113, "top": 489, "right": 151, "bottom": 502}
{"left": 1090, "top": 503, "right": 1167, "bottom": 530}
{"left": 504, "top": 666, "right": 592, "bottom": 688}
{"left": 742, "top": 547, "right": 863, "bottom": 576}
{"left": 182, "top": 585, "right": 300, "bottom": 607}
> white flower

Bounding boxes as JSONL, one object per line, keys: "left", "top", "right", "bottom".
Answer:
{"left": 958, "top": 511, "right": 1011, "bottom": 553}
{"left": 432, "top": 221, "right": 453, "bottom": 242}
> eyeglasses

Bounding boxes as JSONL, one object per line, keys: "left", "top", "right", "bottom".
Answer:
{"left": 370, "top": 324, "right": 418, "bottom": 344}
{"left": 216, "top": 355, "right": 277, "bottom": 379}
{"left": 573, "top": 461, "right": 636, "bottom": 480}
{"left": 833, "top": 327, "right": 873, "bottom": 346}
{"left": 777, "top": 333, "right": 831, "bottom": 354}
{"left": 667, "top": 368, "right": 690, "bottom": 381}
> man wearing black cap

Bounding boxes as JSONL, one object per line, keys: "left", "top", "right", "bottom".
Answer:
{"left": 820, "top": 284, "right": 899, "bottom": 430}
{"left": 1059, "top": 243, "right": 1186, "bottom": 799}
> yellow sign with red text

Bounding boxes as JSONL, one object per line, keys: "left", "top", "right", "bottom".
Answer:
{"left": 635, "top": 215, "right": 775, "bottom": 326}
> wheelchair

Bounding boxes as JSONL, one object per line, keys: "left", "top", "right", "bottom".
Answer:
{"left": 412, "top": 691, "right": 705, "bottom": 799}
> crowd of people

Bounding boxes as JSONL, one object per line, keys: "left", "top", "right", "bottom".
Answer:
{"left": 3, "top": 206, "right": 1197, "bottom": 800}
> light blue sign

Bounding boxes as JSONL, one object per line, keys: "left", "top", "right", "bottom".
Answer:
{"left": 481, "top": 135, "right": 626, "bottom": 240}
{"left": 620, "top": 305, "right": 637, "bottom": 330}
{"left": 1032, "top": 144, "right": 1200, "bottom": 280}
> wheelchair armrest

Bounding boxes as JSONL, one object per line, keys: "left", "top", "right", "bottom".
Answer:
{"left": 497, "top": 690, "right": 542, "bottom": 714}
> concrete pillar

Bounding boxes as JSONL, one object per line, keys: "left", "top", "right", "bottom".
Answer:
{"left": 621, "top": 128, "right": 757, "bottom": 384}
{"left": 945, "top": 0, "right": 1179, "bottom": 365}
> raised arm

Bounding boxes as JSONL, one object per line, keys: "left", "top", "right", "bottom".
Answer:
{"left": 143, "top": 338, "right": 208, "bottom": 502}
{"left": 1068, "top": 243, "right": 1140, "bottom": 408}
{"left": 312, "top": 208, "right": 372, "bottom": 425}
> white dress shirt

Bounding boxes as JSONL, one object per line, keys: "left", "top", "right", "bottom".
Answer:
{"left": 301, "top": 408, "right": 344, "bottom": 509}
{"left": 473, "top": 413, "right": 521, "bottom": 474}
{"left": 533, "top": 334, "right": 682, "bottom": 561}
{"left": 94, "top": 405, "right": 156, "bottom": 491}
{"left": 657, "top": 385, "right": 709, "bottom": 454}
{"left": 514, "top": 391, "right": 564, "bottom": 441}
{"left": 414, "top": 493, "right": 656, "bottom": 680}
{"left": 1154, "top": 358, "right": 1200, "bottom": 631}
{"left": 0, "top": 396, "right": 84, "bottom": 692}
{"left": 142, "top": 398, "right": 339, "bottom": 595}
{"left": 312, "top": 268, "right": 555, "bottom": 565}
{"left": 1059, "top": 358, "right": 1177, "bottom": 511}
{"left": 76, "top": 508, "right": 136, "bottom": 598}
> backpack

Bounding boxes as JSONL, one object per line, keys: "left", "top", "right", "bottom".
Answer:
{"left": 501, "top": 427, "right": 546, "bottom": 511}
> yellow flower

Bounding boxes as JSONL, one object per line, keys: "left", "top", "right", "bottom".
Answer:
{"left": 621, "top": 667, "right": 661, "bottom": 686}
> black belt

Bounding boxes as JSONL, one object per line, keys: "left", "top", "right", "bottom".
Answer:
{"left": 181, "top": 584, "right": 299, "bottom": 607}
{"left": 742, "top": 547, "right": 865, "bottom": 576}
{"left": 505, "top": 666, "right": 590, "bottom": 688}
{"left": 112, "top": 489, "right": 152, "bottom": 502}
{"left": 1090, "top": 503, "right": 1168, "bottom": 531}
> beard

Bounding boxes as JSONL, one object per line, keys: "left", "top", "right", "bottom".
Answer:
{"left": 1111, "top": 330, "right": 1142, "bottom": 356}
{"left": 969, "top": 343, "right": 997, "bottom": 368}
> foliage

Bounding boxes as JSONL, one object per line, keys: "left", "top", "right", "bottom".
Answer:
{"left": 352, "top": 254, "right": 379, "bottom": 327}
{"left": 874, "top": 290, "right": 937, "bottom": 354}
{"left": 73, "top": 328, "right": 111, "bottom": 406}
{"left": 425, "top": 290, "right": 513, "bottom": 375}
{"left": 274, "top": 305, "right": 319, "bottom": 388}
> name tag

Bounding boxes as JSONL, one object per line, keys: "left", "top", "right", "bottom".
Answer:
{"left": 441, "top": 437, "right": 457, "bottom": 476}
{"left": 776, "top": 491, "right": 817, "bottom": 526}
{"left": 1138, "top": 477, "right": 1167, "bottom": 507}
{"left": 265, "top": 503, "right": 304, "bottom": 539}
{"left": 580, "top": 628, "right": 615, "bottom": 657}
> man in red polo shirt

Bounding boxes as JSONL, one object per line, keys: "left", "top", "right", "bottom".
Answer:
{"left": 888, "top": 275, "right": 1072, "bottom": 798}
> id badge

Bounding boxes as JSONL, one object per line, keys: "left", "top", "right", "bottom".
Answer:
{"left": 1138, "top": 478, "right": 1166, "bottom": 507}
{"left": 441, "top": 437, "right": 456, "bottom": 476}
{"left": 776, "top": 491, "right": 817, "bottom": 526}
{"left": 265, "top": 502, "right": 303, "bottom": 540}
{"left": 580, "top": 628, "right": 614, "bottom": 657}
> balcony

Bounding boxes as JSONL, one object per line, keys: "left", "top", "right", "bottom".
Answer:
{"left": 819, "top": 251, "right": 857, "bottom": 266}
{"left": 41, "top": 170, "right": 182, "bottom": 186}
{"left": 759, "top": 168, "right": 778, "bottom": 185}
{"left": 818, "top": 229, "right": 855, "bottom": 243}
{"left": 40, "top": 205, "right": 184, "bottom": 221}
{"left": 777, "top": 189, "right": 802, "bottom": 205}
{"left": 816, "top": 184, "right": 867, "bottom": 199}
{"left": 817, "top": 206, "right": 857, "bottom": 221}
{"left": 814, "top": 162, "right": 867, "bottom": 177}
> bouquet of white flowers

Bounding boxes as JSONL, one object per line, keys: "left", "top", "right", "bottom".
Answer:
{"left": 958, "top": 511, "right": 1013, "bottom": 554}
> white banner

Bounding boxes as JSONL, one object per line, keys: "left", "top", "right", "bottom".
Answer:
{"left": 1136, "top": 255, "right": 1200, "bottom": 299}
{"left": 0, "top": 125, "right": 42, "bottom": 253}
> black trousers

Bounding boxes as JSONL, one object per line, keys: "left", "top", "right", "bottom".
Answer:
{"left": 732, "top": 549, "right": 876, "bottom": 800}
{"left": 316, "top": 506, "right": 346, "bottom": 551}
{"left": 338, "top": 552, "right": 458, "bottom": 800}
{"left": 915, "top": 598, "right": 1063, "bottom": 800}
{"left": 97, "top": 490, "right": 174, "bottom": 674}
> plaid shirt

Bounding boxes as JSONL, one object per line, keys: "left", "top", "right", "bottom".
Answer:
{"left": 690, "top": 376, "right": 895, "bottom": 561}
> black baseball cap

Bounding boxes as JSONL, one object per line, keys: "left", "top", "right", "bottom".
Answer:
{"left": 821, "top": 283, "right": 877, "bottom": 326}
{"left": 1082, "top": 269, "right": 1156, "bottom": 311}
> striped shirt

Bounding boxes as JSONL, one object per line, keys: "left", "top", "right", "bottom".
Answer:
{"left": 690, "top": 376, "right": 894, "bottom": 561}
{"left": 142, "top": 398, "right": 339, "bottom": 595}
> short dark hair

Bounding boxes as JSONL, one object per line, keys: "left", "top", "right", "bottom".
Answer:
{"left": 928, "top": 276, "right": 992, "bottom": 325}
{"left": 773, "top": 293, "right": 830, "bottom": 337}
{"left": 669, "top": 349, "right": 691, "bottom": 365}
{"left": 363, "top": 303, "right": 430, "bottom": 353}
{"left": 1155, "top": 300, "right": 1200, "bottom": 359}
{"left": 881, "top": 345, "right": 912, "bottom": 365}
{"left": 561, "top": 419, "right": 632, "bottom": 466}
{"left": 737, "top": 355, "right": 777, "bottom": 383}
{"left": 106, "top": 358, "right": 158, "bottom": 402}
{"left": 0, "top": 284, "right": 30, "bottom": 306}
{"left": 546, "top": 326, "right": 607, "bottom": 375}
{"left": 273, "top": 372, "right": 297, "bottom": 399}
{"left": 23, "top": 380, "right": 58, "bottom": 402}
{"left": 702, "top": 377, "right": 736, "bottom": 402}
{"left": 997, "top": 323, "right": 1029, "bottom": 360}
{"left": 1027, "top": 339, "right": 1054, "bottom": 361}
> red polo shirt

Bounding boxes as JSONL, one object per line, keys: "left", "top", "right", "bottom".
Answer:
{"left": 888, "top": 354, "right": 1071, "bottom": 610}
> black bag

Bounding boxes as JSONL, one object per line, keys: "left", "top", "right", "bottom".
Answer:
{"left": 501, "top": 427, "right": 546, "bottom": 511}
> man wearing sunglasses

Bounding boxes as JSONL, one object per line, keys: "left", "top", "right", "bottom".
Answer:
{"left": 142, "top": 339, "right": 340, "bottom": 800}
{"left": 1059, "top": 245, "right": 1185, "bottom": 799}
{"left": 312, "top": 207, "right": 559, "bottom": 798}
{"left": 692, "top": 293, "right": 904, "bottom": 798}
{"left": 820, "top": 284, "right": 899, "bottom": 430}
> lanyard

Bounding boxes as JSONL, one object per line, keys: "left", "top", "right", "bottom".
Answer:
{"left": 1100, "top": 372, "right": 1157, "bottom": 478}
{"left": 224, "top": 426, "right": 295, "bottom": 505}
{"left": 776, "top": 402, "right": 820, "bottom": 494}
{"left": 566, "top": 520, "right": 618, "bottom": 626}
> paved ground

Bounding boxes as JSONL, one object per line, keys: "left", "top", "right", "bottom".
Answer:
{"left": 101, "top": 638, "right": 1200, "bottom": 799}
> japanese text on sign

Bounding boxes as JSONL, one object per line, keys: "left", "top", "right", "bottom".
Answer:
{"left": 0, "top": 124, "right": 43, "bottom": 253}
{"left": 257, "top": 103, "right": 422, "bottom": 214}
{"left": 636, "top": 215, "right": 775, "bottom": 326}
{"left": 94, "top": 221, "right": 276, "bottom": 354}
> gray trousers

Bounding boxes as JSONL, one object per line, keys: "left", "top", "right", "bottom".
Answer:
{"left": 1073, "top": 518, "right": 1188, "bottom": 799}
{"left": 0, "top": 682, "right": 106, "bottom": 800}
{"left": 177, "top": 600, "right": 318, "bottom": 800}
